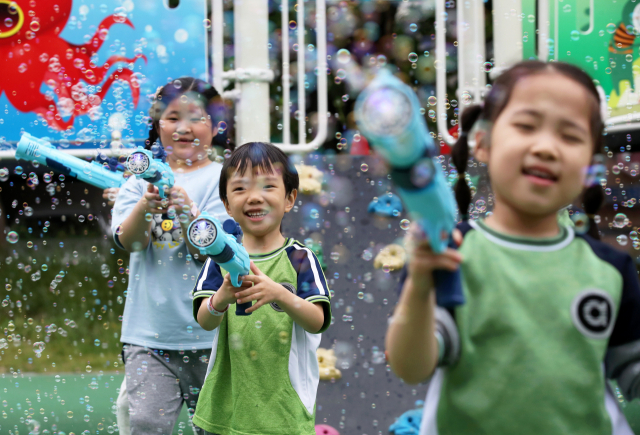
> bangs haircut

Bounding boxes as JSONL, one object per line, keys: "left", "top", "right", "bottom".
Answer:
{"left": 146, "top": 77, "right": 230, "bottom": 151}
{"left": 219, "top": 142, "right": 299, "bottom": 204}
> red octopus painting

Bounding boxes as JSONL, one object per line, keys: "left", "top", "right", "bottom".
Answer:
{"left": 0, "top": 0, "right": 146, "bottom": 130}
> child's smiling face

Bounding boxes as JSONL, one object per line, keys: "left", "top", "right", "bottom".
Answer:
{"left": 224, "top": 162, "right": 297, "bottom": 238}
{"left": 158, "top": 96, "right": 216, "bottom": 165}
{"left": 475, "top": 72, "right": 595, "bottom": 218}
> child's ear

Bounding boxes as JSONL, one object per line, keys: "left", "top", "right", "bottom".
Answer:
{"left": 284, "top": 189, "right": 298, "bottom": 213}
{"left": 223, "top": 199, "right": 233, "bottom": 217}
{"left": 473, "top": 129, "right": 490, "bottom": 165}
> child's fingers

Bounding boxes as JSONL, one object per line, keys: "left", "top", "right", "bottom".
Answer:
{"left": 239, "top": 275, "right": 261, "bottom": 284}
{"left": 452, "top": 229, "right": 463, "bottom": 247}
{"left": 245, "top": 300, "right": 266, "bottom": 313}
{"left": 249, "top": 261, "right": 263, "bottom": 276}
{"left": 234, "top": 287, "right": 259, "bottom": 301}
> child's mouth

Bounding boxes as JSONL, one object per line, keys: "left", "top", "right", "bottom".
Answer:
{"left": 522, "top": 167, "right": 558, "bottom": 186}
{"left": 244, "top": 210, "right": 268, "bottom": 221}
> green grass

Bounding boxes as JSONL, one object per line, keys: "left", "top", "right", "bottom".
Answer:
{"left": 1, "top": 230, "right": 126, "bottom": 375}
{"left": 0, "top": 373, "right": 195, "bottom": 435}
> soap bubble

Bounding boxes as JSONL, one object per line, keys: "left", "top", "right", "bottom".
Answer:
{"left": 360, "top": 163, "right": 369, "bottom": 172}
{"left": 0, "top": 167, "right": 8, "bottom": 181}
{"left": 613, "top": 213, "right": 629, "bottom": 228}
{"left": 6, "top": 231, "right": 19, "bottom": 243}
{"left": 400, "top": 219, "right": 410, "bottom": 230}
{"left": 337, "top": 48, "right": 351, "bottom": 64}
{"left": 617, "top": 235, "right": 629, "bottom": 246}
{"left": 409, "top": 23, "right": 418, "bottom": 32}
{"left": 570, "top": 30, "right": 580, "bottom": 41}
{"left": 408, "top": 52, "right": 418, "bottom": 62}
{"left": 14, "top": 166, "right": 23, "bottom": 175}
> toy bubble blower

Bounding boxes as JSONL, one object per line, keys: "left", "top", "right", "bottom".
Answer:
{"left": 355, "top": 69, "right": 464, "bottom": 308}
{"left": 15, "top": 133, "right": 126, "bottom": 190}
{"left": 126, "top": 146, "right": 175, "bottom": 198}
{"left": 188, "top": 213, "right": 252, "bottom": 315}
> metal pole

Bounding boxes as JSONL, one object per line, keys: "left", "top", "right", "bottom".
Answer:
{"left": 297, "top": 0, "right": 306, "bottom": 145}
{"left": 282, "top": 0, "right": 291, "bottom": 145}
{"left": 491, "top": 0, "right": 523, "bottom": 78}
{"left": 435, "top": 0, "right": 456, "bottom": 145}
{"left": 234, "top": 0, "right": 271, "bottom": 144}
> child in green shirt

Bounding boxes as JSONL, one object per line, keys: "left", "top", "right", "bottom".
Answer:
{"left": 192, "top": 142, "right": 332, "bottom": 435}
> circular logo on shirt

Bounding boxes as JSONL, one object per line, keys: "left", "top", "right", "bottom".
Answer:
{"left": 571, "top": 289, "right": 615, "bottom": 339}
{"left": 271, "top": 283, "right": 296, "bottom": 312}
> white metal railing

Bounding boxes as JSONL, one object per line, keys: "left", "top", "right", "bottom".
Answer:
{"left": 211, "top": 0, "right": 327, "bottom": 152}
{"left": 272, "top": 0, "right": 328, "bottom": 152}
{"left": 436, "top": 0, "right": 486, "bottom": 146}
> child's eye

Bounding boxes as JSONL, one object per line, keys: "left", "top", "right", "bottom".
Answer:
{"left": 233, "top": 187, "right": 245, "bottom": 192}
{"left": 264, "top": 185, "right": 275, "bottom": 189}
{"left": 514, "top": 123, "right": 535, "bottom": 131}
{"left": 563, "top": 134, "right": 583, "bottom": 143}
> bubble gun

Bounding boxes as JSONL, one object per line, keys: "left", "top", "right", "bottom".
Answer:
{"left": 355, "top": 69, "right": 464, "bottom": 308}
{"left": 125, "top": 146, "right": 175, "bottom": 198}
{"left": 188, "top": 212, "right": 252, "bottom": 315}
{"left": 15, "top": 133, "right": 126, "bottom": 190}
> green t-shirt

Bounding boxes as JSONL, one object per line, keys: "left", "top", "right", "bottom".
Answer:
{"left": 413, "top": 219, "right": 640, "bottom": 435}
{"left": 191, "top": 238, "right": 332, "bottom": 435}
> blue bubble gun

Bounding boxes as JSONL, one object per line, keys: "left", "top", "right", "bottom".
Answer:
{"left": 125, "top": 146, "right": 175, "bottom": 198}
{"left": 187, "top": 213, "right": 252, "bottom": 315}
{"left": 354, "top": 69, "right": 464, "bottom": 308}
{"left": 15, "top": 133, "right": 126, "bottom": 190}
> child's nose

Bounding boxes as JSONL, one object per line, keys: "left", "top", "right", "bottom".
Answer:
{"left": 247, "top": 190, "right": 264, "bottom": 203}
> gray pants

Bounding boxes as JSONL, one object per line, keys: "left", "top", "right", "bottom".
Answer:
{"left": 123, "top": 344, "right": 210, "bottom": 435}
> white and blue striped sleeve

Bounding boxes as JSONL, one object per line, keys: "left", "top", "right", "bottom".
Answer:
{"left": 287, "top": 242, "right": 332, "bottom": 332}
{"left": 191, "top": 258, "right": 224, "bottom": 321}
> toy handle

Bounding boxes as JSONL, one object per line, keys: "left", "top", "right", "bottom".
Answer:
{"left": 229, "top": 272, "right": 252, "bottom": 316}
{"left": 433, "top": 269, "right": 464, "bottom": 308}
{"left": 235, "top": 301, "right": 252, "bottom": 316}
{"left": 432, "top": 238, "right": 465, "bottom": 308}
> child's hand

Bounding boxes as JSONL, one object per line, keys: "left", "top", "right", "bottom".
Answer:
{"left": 142, "top": 183, "right": 169, "bottom": 214}
{"left": 167, "top": 186, "right": 198, "bottom": 219}
{"left": 406, "top": 224, "right": 463, "bottom": 293}
{"left": 212, "top": 273, "right": 253, "bottom": 308}
{"left": 102, "top": 187, "right": 120, "bottom": 206}
{"left": 233, "top": 261, "right": 290, "bottom": 314}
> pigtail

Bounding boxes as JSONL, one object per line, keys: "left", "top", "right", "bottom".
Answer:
{"left": 451, "top": 105, "right": 483, "bottom": 221}
{"left": 582, "top": 182, "right": 605, "bottom": 240}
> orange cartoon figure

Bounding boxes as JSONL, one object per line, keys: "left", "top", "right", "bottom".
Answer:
{"left": 0, "top": 0, "right": 145, "bottom": 130}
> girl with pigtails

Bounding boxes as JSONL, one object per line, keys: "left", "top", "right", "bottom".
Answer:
{"left": 386, "top": 61, "right": 640, "bottom": 435}
{"left": 111, "top": 78, "right": 230, "bottom": 435}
